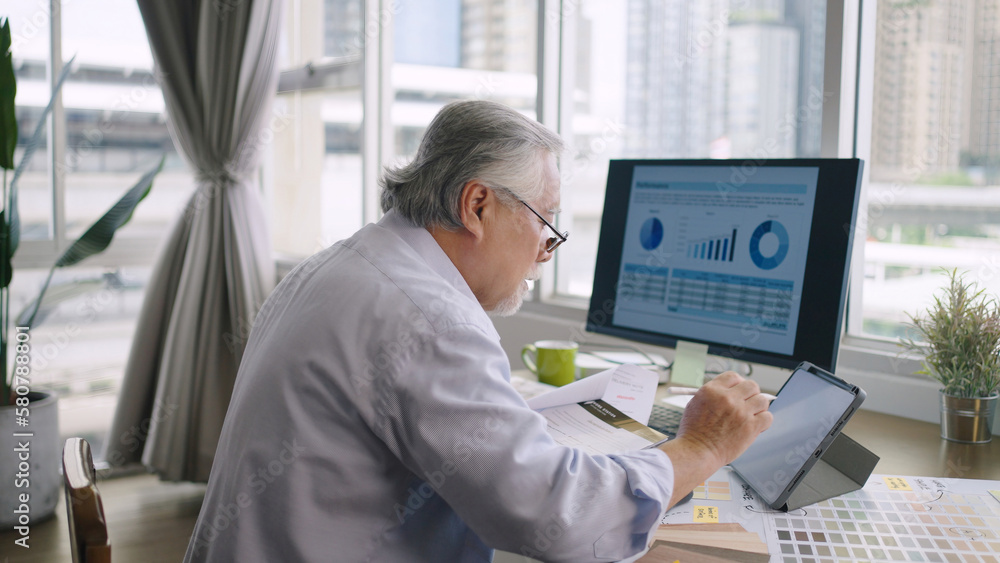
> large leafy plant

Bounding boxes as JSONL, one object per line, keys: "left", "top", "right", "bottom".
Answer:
{"left": 1, "top": 18, "right": 163, "bottom": 406}
{"left": 901, "top": 269, "right": 1000, "bottom": 399}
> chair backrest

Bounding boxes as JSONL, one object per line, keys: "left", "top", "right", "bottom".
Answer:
{"left": 63, "top": 437, "right": 111, "bottom": 563}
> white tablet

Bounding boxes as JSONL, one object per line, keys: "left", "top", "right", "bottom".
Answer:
{"left": 730, "top": 362, "right": 866, "bottom": 510}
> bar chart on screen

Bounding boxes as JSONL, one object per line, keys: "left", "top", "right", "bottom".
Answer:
{"left": 685, "top": 228, "right": 738, "bottom": 262}
{"left": 659, "top": 468, "right": 1000, "bottom": 562}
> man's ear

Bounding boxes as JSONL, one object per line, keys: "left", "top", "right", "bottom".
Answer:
{"left": 458, "top": 180, "right": 492, "bottom": 239}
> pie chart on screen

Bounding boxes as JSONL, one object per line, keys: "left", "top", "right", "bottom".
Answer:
{"left": 749, "top": 220, "right": 789, "bottom": 270}
{"left": 640, "top": 217, "right": 664, "bottom": 250}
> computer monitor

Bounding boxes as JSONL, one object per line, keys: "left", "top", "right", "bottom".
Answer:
{"left": 586, "top": 158, "right": 864, "bottom": 372}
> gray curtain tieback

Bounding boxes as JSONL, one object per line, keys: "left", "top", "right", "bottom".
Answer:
{"left": 195, "top": 168, "right": 243, "bottom": 188}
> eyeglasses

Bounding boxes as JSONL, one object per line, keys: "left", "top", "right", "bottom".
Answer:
{"left": 516, "top": 198, "right": 569, "bottom": 253}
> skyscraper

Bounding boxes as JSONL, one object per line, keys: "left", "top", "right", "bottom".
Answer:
{"left": 461, "top": 0, "right": 537, "bottom": 72}
{"left": 871, "top": 0, "right": 967, "bottom": 181}
{"left": 624, "top": 0, "right": 802, "bottom": 159}
{"left": 968, "top": 0, "right": 1000, "bottom": 182}
{"left": 727, "top": 7, "right": 800, "bottom": 157}
{"left": 324, "top": 0, "right": 364, "bottom": 58}
{"left": 785, "top": 0, "right": 827, "bottom": 157}
{"left": 624, "top": 0, "right": 727, "bottom": 157}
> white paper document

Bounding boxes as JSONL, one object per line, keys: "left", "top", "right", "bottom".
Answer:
{"left": 539, "top": 402, "right": 663, "bottom": 455}
{"left": 526, "top": 364, "right": 667, "bottom": 455}
{"left": 526, "top": 363, "right": 659, "bottom": 424}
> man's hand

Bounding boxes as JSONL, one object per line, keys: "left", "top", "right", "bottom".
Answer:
{"left": 658, "top": 371, "right": 773, "bottom": 507}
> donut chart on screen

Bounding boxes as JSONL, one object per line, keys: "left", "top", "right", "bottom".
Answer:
{"left": 640, "top": 217, "right": 664, "bottom": 250}
{"left": 749, "top": 220, "right": 789, "bottom": 270}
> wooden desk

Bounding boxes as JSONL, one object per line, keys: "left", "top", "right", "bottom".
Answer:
{"left": 0, "top": 473, "right": 204, "bottom": 563}
{"left": 504, "top": 376, "right": 1000, "bottom": 563}
{"left": 643, "top": 390, "right": 1000, "bottom": 563}
{"left": 530, "top": 369, "right": 1000, "bottom": 481}
{"left": 3, "top": 379, "right": 996, "bottom": 563}
{"left": 841, "top": 408, "right": 1000, "bottom": 480}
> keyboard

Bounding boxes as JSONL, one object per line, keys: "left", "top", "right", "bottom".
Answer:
{"left": 646, "top": 403, "right": 685, "bottom": 437}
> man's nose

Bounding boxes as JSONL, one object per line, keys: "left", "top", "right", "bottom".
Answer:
{"left": 537, "top": 245, "right": 554, "bottom": 263}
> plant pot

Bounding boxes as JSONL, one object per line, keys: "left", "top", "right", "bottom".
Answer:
{"left": 939, "top": 391, "right": 998, "bottom": 444}
{"left": 0, "top": 391, "right": 61, "bottom": 530}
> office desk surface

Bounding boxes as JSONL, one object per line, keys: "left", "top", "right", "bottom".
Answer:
{"left": 504, "top": 373, "right": 1000, "bottom": 563}
{"left": 841, "top": 409, "right": 1000, "bottom": 481}
{"left": 518, "top": 369, "right": 1000, "bottom": 480}
{"left": 650, "top": 391, "right": 1000, "bottom": 563}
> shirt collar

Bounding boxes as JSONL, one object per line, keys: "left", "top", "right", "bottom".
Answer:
{"left": 378, "top": 209, "right": 483, "bottom": 312}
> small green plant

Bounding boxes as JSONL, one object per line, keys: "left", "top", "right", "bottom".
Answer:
{"left": 901, "top": 269, "right": 1000, "bottom": 398}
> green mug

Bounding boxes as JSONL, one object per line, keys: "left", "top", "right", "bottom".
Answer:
{"left": 521, "top": 340, "right": 578, "bottom": 387}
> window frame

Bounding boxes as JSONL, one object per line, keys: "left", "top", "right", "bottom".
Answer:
{"left": 24, "top": 0, "right": 926, "bottom": 378}
{"left": 29, "top": 0, "right": 919, "bottom": 388}
{"left": 11, "top": 0, "right": 173, "bottom": 271}
{"left": 519, "top": 0, "right": 925, "bottom": 380}
{"left": 274, "top": 0, "right": 937, "bottom": 420}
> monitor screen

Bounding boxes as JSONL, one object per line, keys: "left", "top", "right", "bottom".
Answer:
{"left": 586, "top": 159, "right": 864, "bottom": 371}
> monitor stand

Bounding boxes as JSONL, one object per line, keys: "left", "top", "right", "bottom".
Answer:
{"left": 574, "top": 345, "right": 669, "bottom": 382}
{"left": 669, "top": 340, "right": 709, "bottom": 387}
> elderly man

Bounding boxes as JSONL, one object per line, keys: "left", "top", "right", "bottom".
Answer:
{"left": 184, "top": 100, "right": 772, "bottom": 562}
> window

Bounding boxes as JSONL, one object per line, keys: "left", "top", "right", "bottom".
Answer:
{"left": 60, "top": 1, "right": 184, "bottom": 239}
{"left": 271, "top": 0, "right": 365, "bottom": 257}
{"left": 25, "top": 0, "right": 988, "bottom": 464}
{"left": 8, "top": 0, "right": 191, "bottom": 454}
{"left": 554, "top": 0, "right": 828, "bottom": 298}
{"left": 245, "top": 0, "right": 1000, "bottom": 405}
{"left": 855, "top": 0, "right": 1000, "bottom": 341}
{"left": 274, "top": 0, "right": 844, "bottom": 312}
{"left": 271, "top": 0, "right": 539, "bottom": 258}
{"left": 391, "top": 0, "right": 538, "bottom": 158}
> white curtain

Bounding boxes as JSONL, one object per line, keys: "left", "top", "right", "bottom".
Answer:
{"left": 105, "top": 0, "right": 283, "bottom": 482}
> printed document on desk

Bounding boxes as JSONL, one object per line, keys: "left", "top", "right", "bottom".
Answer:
{"left": 526, "top": 364, "right": 668, "bottom": 455}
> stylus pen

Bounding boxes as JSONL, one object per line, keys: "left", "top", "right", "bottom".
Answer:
{"left": 666, "top": 386, "right": 777, "bottom": 401}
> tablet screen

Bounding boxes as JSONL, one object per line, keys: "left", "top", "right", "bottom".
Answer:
{"left": 731, "top": 367, "right": 857, "bottom": 505}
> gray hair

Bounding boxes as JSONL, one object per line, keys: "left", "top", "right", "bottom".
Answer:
{"left": 379, "top": 100, "right": 565, "bottom": 229}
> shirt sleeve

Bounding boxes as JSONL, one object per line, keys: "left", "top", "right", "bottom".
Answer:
{"left": 365, "top": 322, "right": 674, "bottom": 562}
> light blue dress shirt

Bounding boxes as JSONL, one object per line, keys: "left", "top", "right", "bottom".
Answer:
{"left": 184, "top": 210, "right": 674, "bottom": 562}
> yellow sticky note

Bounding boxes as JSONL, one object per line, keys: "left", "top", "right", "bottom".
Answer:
{"left": 884, "top": 477, "right": 912, "bottom": 491}
{"left": 989, "top": 490, "right": 1000, "bottom": 504}
{"left": 671, "top": 340, "right": 708, "bottom": 387}
{"left": 693, "top": 505, "right": 719, "bottom": 523}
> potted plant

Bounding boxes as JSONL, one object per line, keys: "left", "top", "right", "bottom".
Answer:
{"left": 901, "top": 268, "right": 1000, "bottom": 443}
{"left": 1, "top": 17, "right": 163, "bottom": 530}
